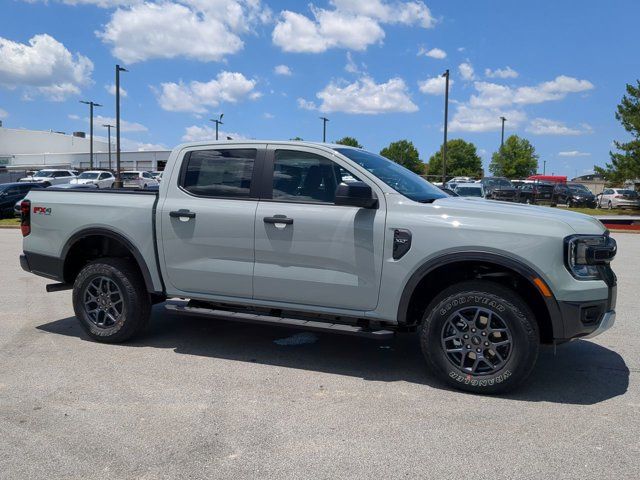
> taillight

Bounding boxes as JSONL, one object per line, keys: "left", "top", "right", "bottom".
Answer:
{"left": 614, "top": 195, "right": 623, "bottom": 198}
{"left": 20, "top": 200, "right": 31, "bottom": 237}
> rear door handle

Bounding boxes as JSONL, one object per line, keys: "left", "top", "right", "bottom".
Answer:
{"left": 170, "top": 209, "right": 196, "bottom": 219}
{"left": 263, "top": 216, "right": 293, "bottom": 225}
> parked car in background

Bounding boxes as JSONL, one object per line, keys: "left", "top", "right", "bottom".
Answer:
{"left": 516, "top": 182, "right": 554, "bottom": 205}
{"left": 150, "top": 171, "right": 163, "bottom": 181}
{"left": 70, "top": 171, "right": 115, "bottom": 189}
{"left": 121, "top": 171, "right": 159, "bottom": 189}
{"left": 480, "top": 177, "right": 517, "bottom": 201}
{"left": 454, "top": 183, "right": 484, "bottom": 198}
{"left": 437, "top": 186, "right": 459, "bottom": 196}
{"left": 562, "top": 183, "right": 597, "bottom": 208}
{"left": 0, "top": 182, "right": 44, "bottom": 217}
{"left": 19, "top": 169, "right": 77, "bottom": 187}
{"left": 597, "top": 188, "right": 640, "bottom": 209}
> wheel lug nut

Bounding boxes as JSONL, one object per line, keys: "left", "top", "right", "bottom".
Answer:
{"left": 463, "top": 334, "right": 469, "bottom": 339}
{"left": 476, "top": 348, "right": 481, "bottom": 353}
{"left": 471, "top": 328, "right": 476, "bottom": 333}
{"left": 484, "top": 342, "right": 489, "bottom": 346}
{"left": 481, "top": 331, "right": 486, "bottom": 336}
{"left": 466, "top": 345, "right": 471, "bottom": 349}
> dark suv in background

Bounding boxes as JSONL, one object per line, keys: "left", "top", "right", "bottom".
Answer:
{"left": 516, "top": 182, "right": 554, "bottom": 205}
{"left": 554, "top": 183, "right": 597, "bottom": 208}
{"left": 480, "top": 177, "right": 517, "bottom": 201}
{"left": 0, "top": 182, "right": 44, "bottom": 217}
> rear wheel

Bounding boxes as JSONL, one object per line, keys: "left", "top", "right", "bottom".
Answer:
{"left": 419, "top": 280, "right": 539, "bottom": 394}
{"left": 72, "top": 257, "right": 151, "bottom": 343}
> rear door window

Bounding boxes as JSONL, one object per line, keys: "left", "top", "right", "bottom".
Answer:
{"left": 181, "top": 149, "right": 256, "bottom": 198}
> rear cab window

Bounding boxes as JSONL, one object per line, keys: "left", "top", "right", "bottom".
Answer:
{"left": 180, "top": 148, "right": 257, "bottom": 198}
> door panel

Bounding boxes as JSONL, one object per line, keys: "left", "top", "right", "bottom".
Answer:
{"left": 160, "top": 145, "right": 264, "bottom": 298}
{"left": 253, "top": 146, "right": 385, "bottom": 311}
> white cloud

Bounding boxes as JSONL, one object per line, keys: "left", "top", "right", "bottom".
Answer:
{"left": 272, "top": 1, "right": 434, "bottom": 53}
{"left": 274, "top": 64, "right": 292, "bottom": 76}
{"left": 559, "top": 150, "right": 591, "bottom": 157}
{"left": 449, "top": 105, "right": 526, "bottom": 133}
{"left": 417, "top": 46, "right": 446, "bottom": 59}
{"left": 485, "top": 66, "right": 518, "bottom": 79}
{"left": 94, "top": 115, "right": 147, "bottom": 132}
{"left": 67, "top": 113, "right": 80, "bottom": 120}
{"left": 263, "top": 112, "right": 274, "bottom": 119}
{"left": 297, "top": 98, "right": 318, "bottom": 110}
{"left": 417, "top": 75, "right": 452, "bottom": 95}
{"left": 0, "top": 33, "right": 93, "bottom": 101}
{"left": 344, "top": 52, "right": 359, "bottom": 73}
{"left": 458, "top": 62, "right": 475, "bottom": 81}
{"left": 155, "top": 71, "right": 259, "bottom": 113}
{"left": 316, "top": 76, "right": 418, "bottom": 114}
{"left": 527, "top": 118, "right": 593, "bottom": 136}
{"left": 0, "top": 107, "right": 8, "bottom": 119}
{"left": 98, "top": 1, "right": 271, "bottom": 63}
{"left": 469, "top": 76, "right": 595, "bottom": 108}
{"left": 182, "top": 124, "right": 249, "bottom": 142}
{"left": 105, "top": 83, "right": 127, "bottom": 97}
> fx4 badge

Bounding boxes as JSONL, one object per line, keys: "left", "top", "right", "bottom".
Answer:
{"left": 33, "top": 206, "right": 51, "bottom": 215}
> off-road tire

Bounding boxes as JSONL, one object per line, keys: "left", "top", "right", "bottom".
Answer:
{"left": 419, "top": 280, "right": 539, "bottom": 394}
{"left": 72, "top": 257, "right": 151, "bottom": 343}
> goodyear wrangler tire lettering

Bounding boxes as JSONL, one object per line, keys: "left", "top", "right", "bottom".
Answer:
{"left": 420, "top": 280, "right": 539, "bottom": 394}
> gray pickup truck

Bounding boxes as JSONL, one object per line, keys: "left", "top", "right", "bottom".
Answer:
{"left": 19, "top": 141, "right": 618, "bottom": 393}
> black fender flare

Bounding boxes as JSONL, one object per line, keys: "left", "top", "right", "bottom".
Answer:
{"left": 396, "top": 251, "right": 563, "bottom": 337}
{"left": 61, "top": 227, "right": 157, "bottom": 294}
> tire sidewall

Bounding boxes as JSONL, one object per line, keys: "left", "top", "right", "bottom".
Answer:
{"left": 420, "top": 283, "right": 538, "bottom": 394}
{"left": 72, "top": 260, "right": 147, "bottom": 342}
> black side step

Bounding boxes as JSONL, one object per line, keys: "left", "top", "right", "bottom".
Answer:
{"left": 46, "top": 283, "right": 72, "bottom": 293}
{"left": 165, "top": 304, "right": 394, "bottom": 340}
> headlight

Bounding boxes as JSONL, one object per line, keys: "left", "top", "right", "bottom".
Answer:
{"left": 564, "top": 234, "right": 617, "bottom": 280}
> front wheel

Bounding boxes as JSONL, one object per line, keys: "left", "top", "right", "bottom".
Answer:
{"left": 419, "top": 280, "right": 539, "bottom": 394}
{"left": 72, "top": 257, "right": 151, "bottom": 343}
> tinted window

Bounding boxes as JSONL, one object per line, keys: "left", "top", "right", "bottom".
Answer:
{"left": 182, "top": 149, "right": 256, "bottom": 198}
{"left": 335, "top": 148, "right": 445, "bottom": 203}
{"left": 272, "top": 150, "right": 359, "bottom": 203}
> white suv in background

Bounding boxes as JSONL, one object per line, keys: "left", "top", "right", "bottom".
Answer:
{"left": 19, "top": 169, "right": 77, "bottom": 187}
{"left": 70, "top": 171, "right": 115, "bottom": 189}
{"left": 120, "top": 171, "right": 159, "bottom": 189}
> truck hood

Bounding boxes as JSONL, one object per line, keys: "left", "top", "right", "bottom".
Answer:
{"left": 430, "top": 196, "right": 605, "bottom": 235}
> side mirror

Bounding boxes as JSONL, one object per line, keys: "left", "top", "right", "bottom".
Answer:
{"left": 334, "top": 181, "right": 377, "bottom": 208}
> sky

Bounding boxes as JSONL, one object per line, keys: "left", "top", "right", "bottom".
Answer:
{"left": 0, "top": 0, "right": 638, "bottom": 177}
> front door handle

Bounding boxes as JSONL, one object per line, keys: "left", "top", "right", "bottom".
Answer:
{"left": 170, "top": 209, "right": 196, "bottom": 219}
{"left": 263, "top": 215, "right": 293, "bottom": 225}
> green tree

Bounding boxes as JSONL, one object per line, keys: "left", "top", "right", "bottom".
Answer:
{"left": 428, "top": 139, "right": 483, "bottom": 178}
{"left": 594, "top": 80, "right": 640, "bottom": 184}
{"left": 489, "top": 135, "right": 538, "bottom": 178}
{"left": 380, "top": 139, "right": 424, "bottom": 174}
{"left": 335, "top": 136, "right": 363, "bottom": 148}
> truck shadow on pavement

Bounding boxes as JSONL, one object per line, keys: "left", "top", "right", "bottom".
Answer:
{"left": 38, "top": 304, "right": 629, "bottom": 405}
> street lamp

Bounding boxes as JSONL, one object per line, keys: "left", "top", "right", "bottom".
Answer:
{"left": 210, "top": 114, "right": 224, "bottom": 141}
{"left": 80, "top": 100, "right": 102, "bottom": 169}
{"left": 543, "top": 160, "right": 547, "bottom": 175}
{"left": 500, "top": 116, "right": 507, "bottom": 148}
{"left": 441, "top": 69, "right": 450, "bottom": 184}
{"left": 319, "top": 116, "right": 329, "bottom": 142}
{"left": 102, "top": 124, "right": 114, "bottom": 171}
{"left": 114, "top": 64, "right": 127, "bottom": 188}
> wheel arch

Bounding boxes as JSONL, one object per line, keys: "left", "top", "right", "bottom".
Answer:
{"left": 61, "top": 228, "right": 156, "bottom": 294}
{"left": 397, "top": 251, "right": 562, "bottom": 343}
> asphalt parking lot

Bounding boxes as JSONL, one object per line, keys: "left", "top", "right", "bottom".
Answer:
{"left": 0, "top": 229, "right": 638, "bottom": 479}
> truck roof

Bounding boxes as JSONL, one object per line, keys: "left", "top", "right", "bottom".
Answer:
{"left": 173, "top": 140, "right": 362, "bottom": 151}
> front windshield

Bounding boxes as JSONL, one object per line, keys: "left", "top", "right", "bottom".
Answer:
{"left": 569, "top": 184, "right": 590, "bottom": 193}
{"left": 334, "top": 148, "right": 446, "bottom": 203}
{"left": 484, "top": 178, "right": 512, "bottom": 188}
{"left": 78, "top": 172, "right": 99, "bottom": 179}
{"left": 33, "top": 171, "right": 54, "bottom": 178}
{"left": 456, "top": 187, "right": 483, "bottom": 197}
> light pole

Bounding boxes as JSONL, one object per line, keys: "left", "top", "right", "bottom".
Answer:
{"left": 320, "top": 116, "right": 329, "bottom": 142}
{"left": 80, "top": 100, "right": 102, "bottom": 169}
{"left": 210, "top": 114, "right": 224, "bottom": 141}
{"left": 114, "top": 64, "right": 127, "bottom": 187}
{"left": 543, "top": 160, "right": 547, "bottom": 175}
{"left": 500, "top": 116, "right": 507, "bottom": 148}
{"left": 441, "top": 69, "right": 450, "bottom": 184}
{"left": 102, "top": 124, "right": 114, "bottom": 171}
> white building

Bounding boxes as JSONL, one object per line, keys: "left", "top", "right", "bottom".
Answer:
{"left": 0, "top": 126, "right": 169, "bottom": 171}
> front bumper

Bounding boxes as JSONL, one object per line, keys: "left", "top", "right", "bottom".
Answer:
{"left": 583, "top": 310, "right": 616, "bottom": 338}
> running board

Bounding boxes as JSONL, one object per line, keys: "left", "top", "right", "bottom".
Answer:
{"left": 165, "top": 304, "right": 394, "bottom": 340}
